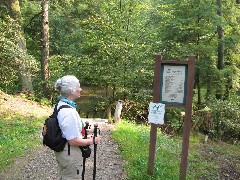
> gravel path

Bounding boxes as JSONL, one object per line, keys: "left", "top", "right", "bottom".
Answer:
{"left": 0, "top": 122, "right": 126, "bottom": 180}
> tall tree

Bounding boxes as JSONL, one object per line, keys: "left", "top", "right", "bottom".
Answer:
{"left": 41, "top": 0, "right": 51, "bottom": 98}
{"left": 1, "top": 0, "right": 33, "bottom": 92}
{"left": 217, "top": 0, "right": 224, "bottom": 70}
{"left": 216, "top": 0, "right": 224, "bottom": 99}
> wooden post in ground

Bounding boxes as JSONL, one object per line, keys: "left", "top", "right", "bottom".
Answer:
{"left": 147, "top": 54, "right": 195, "bottom": 179}
{"left": 147, "top": 54, "right": 162, "bottom": 175}
{"left": 179, "top": 56, "right": 195, "bottom": 180}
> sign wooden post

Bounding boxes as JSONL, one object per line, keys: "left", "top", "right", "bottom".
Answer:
{"left": 147, "top": 54, "right": 161, "bottom": 175}
{"left": 179, "top": 56, "right": 195, "bottom": 180}
{"left": 147, "top": 54, "right": 195, "bottom": 179}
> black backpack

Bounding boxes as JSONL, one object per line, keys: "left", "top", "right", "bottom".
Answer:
{"left": 42, "top": 104, "right": 71, "bottom": 152}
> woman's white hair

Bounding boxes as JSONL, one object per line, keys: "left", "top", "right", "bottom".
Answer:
{"left": 55, "top": 75, "right": 80, "bottom": 97}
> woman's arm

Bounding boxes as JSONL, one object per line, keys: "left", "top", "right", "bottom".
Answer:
{"left": 68, "top": 136, "right": 100, "bottom": 147}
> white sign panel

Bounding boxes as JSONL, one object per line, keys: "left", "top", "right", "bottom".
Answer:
{"left": 162, "top": 65, "right": 186, "bottom": 104}
{"left": 148, "top": 102, "right": 165, "bottom": 124}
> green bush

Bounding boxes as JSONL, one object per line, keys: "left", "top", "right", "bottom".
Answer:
{"left": 40, "top": 97, "right": 52, "bottom": 106}
{"left": 206, "top": 96, "right": 240, "bottom": 142}
{"left": 122, "top": 92, "right": 152, "bottom": 123}
{"left": 161, "top": 108, "right": 184, "bottom": 135}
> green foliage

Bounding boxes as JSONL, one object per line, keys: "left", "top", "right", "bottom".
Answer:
{"left": 0, "top": 3, "right": 39, "bottom": 93}
{"left": 152, "top": 0, "right": 217, "bottom": 58}
{"left": 0, "top": 16, "right": 21, "bottom": 92}
{"left": 48, "top": 0, "right": 156, "bottom": 93}
{"left": 206, "top": 97, "right": 240, "bottom": 141}
{"left": 40, "top": 97, "right": 52, "bottom": 106}
{"left": 21, "top": 0, "right": 42, "bottom": 58}
{"left": 2, "top": 0, "right": 240, "bottom": 98}
{"left": 123, "top": 91, "right": 152, "bottom": 123}
{"left": 162, "top": 108, "right": 184, "bottom": 135}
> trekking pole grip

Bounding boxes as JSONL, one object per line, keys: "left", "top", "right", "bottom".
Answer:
{"left": 93, "top": 124, "right": 98, "bottom": 144}
{"left": 84, "top": 121, "right": 89, "bottom": 139}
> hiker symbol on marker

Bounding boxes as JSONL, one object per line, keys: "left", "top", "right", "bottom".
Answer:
{"left": 148, "top": 102, "right": 165, "bottom": 124}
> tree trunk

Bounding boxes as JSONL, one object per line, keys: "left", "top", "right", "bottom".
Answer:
{"left": 216, "top": 0, "right": 224, "bottom": 99}
{"left": 205, "top": 74, "right": 212, "bottom": 100}
{"left": 196, "top": 16, "right": 201, "bottom": 107}
{"left": 2, "top": 0, "right": 33, "bottom": 92}
{"left": 217, "top": 0, "right": 224, "bottom": 70}
{"left": 196, "top": 69, "right": 201, "bottom": 107}
{"left": 41, "top": 0, "right": 51, "bottom": 99}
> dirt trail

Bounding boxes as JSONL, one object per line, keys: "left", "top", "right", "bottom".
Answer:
{"left": 0, "top": 122, "right": 126, "bottom": 180}
{"left": 0, "top": 91, "right": 125, "bottom": 180}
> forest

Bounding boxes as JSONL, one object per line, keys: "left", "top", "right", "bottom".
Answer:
{"left": 0, "top": 0, "right": 240, "bottom": 143}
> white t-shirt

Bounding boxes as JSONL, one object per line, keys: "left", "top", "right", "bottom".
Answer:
{"left": 56, "top": 101, "right": 82, "bottom": 140}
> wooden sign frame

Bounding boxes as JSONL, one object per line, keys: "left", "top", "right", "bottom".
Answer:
{"left": 147, "top": 54, "right": 195, "bottom": 180}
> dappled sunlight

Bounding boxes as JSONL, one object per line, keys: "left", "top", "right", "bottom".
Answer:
{"left": 0, "top": 92, "right": 52, "bottom": 119}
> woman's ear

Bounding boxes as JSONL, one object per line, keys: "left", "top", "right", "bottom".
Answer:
{"left": 69, "top": 89, "right": 74, "bottom": 95}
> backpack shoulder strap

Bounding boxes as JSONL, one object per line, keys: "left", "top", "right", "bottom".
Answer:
{"left": 57, "top": 105, "right": 71, "bottom": 113}
{"left": 52, "top": 104, "right": 71, "bottom": 117}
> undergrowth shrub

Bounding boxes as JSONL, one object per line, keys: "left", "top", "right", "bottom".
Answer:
{"left": 161, "top": 108, "right": 184, "bottom": 135}
{"left": 206, "top": 96, "right": 240, "bottom": 142}
{"left": 122, "top": 92, "right": 152, "bottom": 123}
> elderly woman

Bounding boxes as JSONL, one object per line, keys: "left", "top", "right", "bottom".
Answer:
{"left": 54, "top": 75, "right": 100, "bottom": 179}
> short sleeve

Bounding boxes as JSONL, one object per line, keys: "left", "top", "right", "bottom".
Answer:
{"left": 57, "top": 108, "right": 82, "bottom": 140}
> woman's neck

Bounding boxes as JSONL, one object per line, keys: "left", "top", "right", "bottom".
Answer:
{"left": 60, "top": 97, "right": 77, "bottom": 108}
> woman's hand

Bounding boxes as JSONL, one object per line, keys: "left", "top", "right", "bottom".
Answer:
{"left": 92, "top": 136, "right": 100, "bottom": 145}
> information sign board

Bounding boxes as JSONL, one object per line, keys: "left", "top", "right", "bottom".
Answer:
{"left": 160, "top": 64, "right": 187, "bottom": 105}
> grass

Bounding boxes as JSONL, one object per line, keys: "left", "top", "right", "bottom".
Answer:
{"left": 0, "top": 92, "right": 51, "bottom": 171}
{"left": 112, "top": 120, "right": 181, "bottom": 180}
{"left": 0, "top": 108, "right": 47, "bottom": 170}
{"left": 112, "top": 120, "right": 240, "bottom": 180}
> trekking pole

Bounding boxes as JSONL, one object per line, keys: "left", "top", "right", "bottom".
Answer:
{"left": 82, "top": 121, "right": 90, "bottom": 180}
{"left": 93, "top": 123, "right": 100, "bottom": 180}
